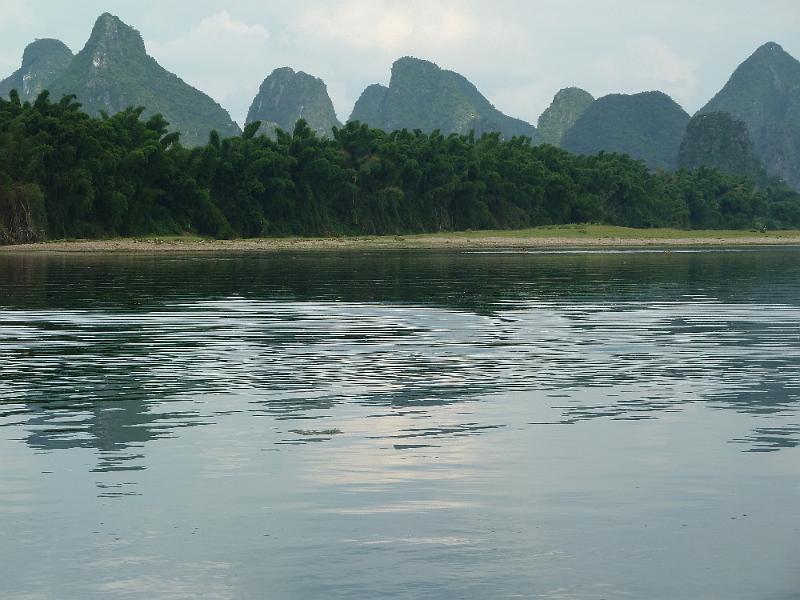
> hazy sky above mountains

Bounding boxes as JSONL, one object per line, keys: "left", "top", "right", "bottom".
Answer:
{"left": 1, "top": 0, "right": 798, "bottom": 126}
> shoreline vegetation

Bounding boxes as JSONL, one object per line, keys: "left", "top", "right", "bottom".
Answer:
{"left": 4, "top": 93, "right": 800, "bottom": 250}
{"left": 4, "top": 225, "right": 800, "bottom": 253}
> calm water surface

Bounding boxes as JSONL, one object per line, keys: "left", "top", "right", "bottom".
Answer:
{"left": 1, "top": 248, "right": 799, "bottom": 599}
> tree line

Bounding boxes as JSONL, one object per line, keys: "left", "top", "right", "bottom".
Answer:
{"left": 2, "top": 90, "right": 800, "bottom": 244}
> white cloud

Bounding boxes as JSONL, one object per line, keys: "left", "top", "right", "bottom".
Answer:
{"left": 296, "top": 0, "right": 478, "bottom": 53}
{"left": 293, "top": 0, "right": 531, "bottom": 66}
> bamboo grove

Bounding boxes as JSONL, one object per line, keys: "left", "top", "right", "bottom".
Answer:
{"left": 2, "top": 90, "right": 800, "bottom": 244}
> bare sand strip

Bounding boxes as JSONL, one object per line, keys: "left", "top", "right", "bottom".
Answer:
{"left": 3, "top": 232, "right": 800, "bottom": 253}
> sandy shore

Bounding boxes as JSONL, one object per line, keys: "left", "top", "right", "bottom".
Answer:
{"left": 3, "top": 231, "right": 800, "bottom": 253}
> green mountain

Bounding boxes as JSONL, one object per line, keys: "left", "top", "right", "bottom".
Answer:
{"left": 698, "top": 42, "right": 800, "bottom": 189}
{"left": 349, "top": 84, "right": 389, "bottom": 128}
{"left": 537, "top": 87, "right": 594, "bottom": 146}
{"left": 246, "top": 67, "right": 341, "bottom": 138}
{"left": 47, "top": 13, "right": 240, "bottom": 146}
{"left": 349, "top": 57, "right": 538, "bottom": 141}
{"left": 561, "top": 91, "right": 689, "bottom": 170}
{"left": 0, "top": 39, "right": 74, "bottom": 101}
{"left": 678, "top": 112, "right": 764, "bottom": 180}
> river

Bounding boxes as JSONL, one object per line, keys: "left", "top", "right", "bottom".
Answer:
{"left": 1, "top": 248, "right": 798, "bottom": 599}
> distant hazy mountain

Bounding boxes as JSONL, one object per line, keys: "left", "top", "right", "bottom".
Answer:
{"left": 349, "top": 57, "right": 538, "bottom": 141}
{"left": 698, "top": 42, "right": 800, "bottom": 189}
{"left": 678, "top": 112, "right": 764, "bottom": 180}
{"left": 246, "top": 67, "right": 341, "bottom": 138}
{"left": 350, "top": 84, "right": 389, "bottom": 129}
{"left": 47, "top": 13, "right": 240, "bottom": 146}
{"left": 561, "top": 91, "right": 689, "bottom": 170}
{"left": 0, "top": 39, "right": 73, "bottom": 101}
{"left": 537, "top": 87, "right": 594, "bottom": 146}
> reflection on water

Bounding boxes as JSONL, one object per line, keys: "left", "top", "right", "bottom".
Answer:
{"left": 0, "top": 249, "right": 799, "bottom": 599}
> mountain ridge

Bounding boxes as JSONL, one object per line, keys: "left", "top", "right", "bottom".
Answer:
{"left": 561, "top": 91, "right": 690, "bottom": 171}
{"left": 46, "top": 13, "right": 240, "bottom": 146}
{"left": 1, "top": 18, "right": 798, "bottom": 182}
{"left": 697, "top": 41, "right": 800, "bottom": 189}
{"left": 350, "top": 56, "right": 538, "bottom": 141}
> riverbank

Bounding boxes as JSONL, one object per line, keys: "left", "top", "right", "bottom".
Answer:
{"left": 3, "top": 225, "right": 800, "bottom": 253}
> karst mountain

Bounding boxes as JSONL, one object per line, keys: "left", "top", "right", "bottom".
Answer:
{"left": 350, "top": 57, "right": 538, "bottom": 141}
{"left": 246, "top": 67, "right": 341, "bottom": 138}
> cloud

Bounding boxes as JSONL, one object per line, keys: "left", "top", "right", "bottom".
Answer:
{"left": 295, "top": 0, "right": 478, "bottom": 53}
{"left": 147, "top": 11, "right": 273, "bottom": 125}
{"left": 292, "top": 0, "right": 531, "bottom": 68}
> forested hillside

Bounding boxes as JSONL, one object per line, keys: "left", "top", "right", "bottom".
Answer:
{"left": 0, "top": 39, "right": 73, "bottom": 102}
{"left": 538, "top": 88, "right": 595, "bottom": 146}
{"left": 698, "top": 42, "right": 800, "bottom": 189}
{"left": 2, "top": 92, "right": 800, "bottom": 244}
{"left": 561, "top": 92, "right": 690, "bottom": 171}
{"left": 246, "top": 67, "right": 341, "bottom": 139}
{"left": 678, "top": 112, "right": 765, "bottom": 181}
{"left": 46, "top": 13, "right": 240, "bottom": 146}
{"left": 350, "top": 57, "right": 538, "bottom": 141}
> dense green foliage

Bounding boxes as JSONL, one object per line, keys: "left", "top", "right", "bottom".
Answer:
{"left": 562, "top": 92, "right": 690, "bottom": 171}
{"left": 699, "top": 42, "right": 800, "bottom": 190}
{"left": 538, "top": 88, "right": 595, "bottom": 147}
{"left": 246, "top": 67, "right": 341, "bottom": 139}
{"left": 349, "top": 57, "right": 538, "bottom": 141}
{"left": 678, "top": 112, "right": 765, "bottom": 181}
{"left": 2, "top": 91, "right": 800, "bottom": 243}
{"left": 45, "top": 13, "right": 240, "bottom": 147}
{"left": 0, "top": 39, "right": 74, "bottom": 102}
{"left": 0, "top": 90, "right": 223, "bottom": 239}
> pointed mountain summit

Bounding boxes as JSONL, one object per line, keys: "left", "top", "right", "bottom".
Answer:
{"left": 349, "top": 57, "right": 538, "bottom": 141}
{"left": 246, "top": 67, "right": 341, "bottom": 138}
{"left": 0, "top": 39, "right": 74, "bottom": 101}
{"left": 698, "top": 42, "right": 800, "bottom": 189}
{"left": 561, "top": 91, "right": 689, "bottom": 170}
{"left": 537, "top": 87, "right": 595, "bottom": 146}
{"left": 48, "top": 13, "right": 240, "bottom": 146}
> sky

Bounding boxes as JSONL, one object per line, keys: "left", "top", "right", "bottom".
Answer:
{"left": 1, "top": 0, "right": 798, "bottom": 127}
